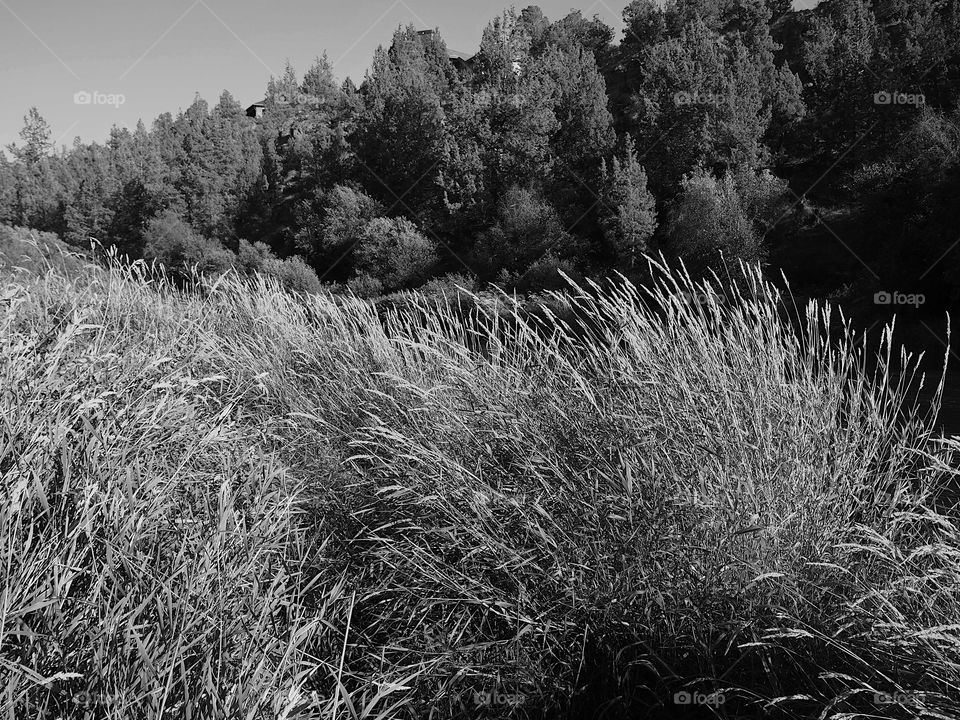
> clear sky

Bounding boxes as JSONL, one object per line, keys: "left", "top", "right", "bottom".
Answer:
{"left": 0, "top": 0, "right": 819, "bottom": 155}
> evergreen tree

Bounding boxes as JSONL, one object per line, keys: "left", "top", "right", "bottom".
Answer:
{"left": 0, "top": 153, "right": 15, "bottom": 225}
{"left": 801, "top": 0, "right": 881, "bottom": 162}
{"left": 5, "top": 108, "right": 60, "bottom": 228}
{"left": 353, "top": 26, "right": 455, "bottom": 229}
{"left": 468, "top": 12, "right": 558, "bottom": 200}
{"left": 7, "top": 108, "right": 53, "bottom": 166}
{"left": 476, "top": 9, "right": 532, "bottom": 86}
{"left": 600, "top": 135, "right": 658, "bottom": 268}
{"left": 518, "top": 6, "right": 551, "bottom": 55}
{"left": 547, "top": 10, "right": 615, "bottom": 60}
{"left": 536, "top": 43, "right": 616, "bottom": 227}
{"left": 61, "top": 140, "right": 116, "bottom": 247}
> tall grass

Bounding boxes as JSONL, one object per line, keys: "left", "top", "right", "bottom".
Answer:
{"left": 1, "top": 236, "right": 959, "bottom": 718}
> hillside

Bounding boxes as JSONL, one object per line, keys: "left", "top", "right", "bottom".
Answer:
{"left": 0, "top": 225, "right": 99, "bottom": 280}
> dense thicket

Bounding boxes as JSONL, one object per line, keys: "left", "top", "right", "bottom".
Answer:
{"left": 2, "top": 0, "right": 959, "bottom": 304}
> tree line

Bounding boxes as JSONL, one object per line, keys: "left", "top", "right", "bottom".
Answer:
{"left": 2, "top": 0, "right": 959, "bottom": 303}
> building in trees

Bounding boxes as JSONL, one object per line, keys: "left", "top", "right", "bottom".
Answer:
{"left": 245, "top": 101, "right": 266, "bottom": 119}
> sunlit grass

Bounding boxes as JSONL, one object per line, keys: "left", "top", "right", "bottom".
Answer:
{"left": 2, "top": 228, "right": 959, "bottom": 718}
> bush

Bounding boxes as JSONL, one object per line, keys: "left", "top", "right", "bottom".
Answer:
{"left": 417, "top": 272, "right": 478, "bottom": 298}
{"left": 666, "top": 167, "right": 783, "bottom": 275}
{"left": 0, "top": 224, "right": 95, "bottom": 280}
{"left": 474, "top": 186, "right": 577, "bottom": 276}
{"left": 142, "top": 210, "right": 235, "bottom": 277}
{"left": 295, "top": 184, "right": 384, "bottom": 261}
{"left": 235, "top": 238, "right": 276, "bottom": 275}
{"left": 346, "top": 272, "right": 384, "bottom": 298}
{"left": 515, "top": 252, "right": 579, "bottom": 292}
{"left": 263, "top": 254, "right": 322, "bottom": 295}
{"left": 355, "top": 216, "right": 437, "bottom": 291}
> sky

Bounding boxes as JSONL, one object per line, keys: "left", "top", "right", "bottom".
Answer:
{"left": 0, "top": 0, "right": 820, "bottom": 155}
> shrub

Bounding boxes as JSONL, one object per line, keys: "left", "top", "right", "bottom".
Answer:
{"left": 295, "top": 184, "right": 384, "bottom": 261}
{"left": 666, "top": 167, "right": 783, "bottom": 275}
{"left": 235, "top": 237, "right": 276, "bottom": 275}
{"left": 263, "top": 254, "right": 322, "bottom": 295}
{"left": 417, "top": 272, "right": 478, "bottom": 297}
{"left": 355, "top": 216, "right": 437, "bottom": 291}
{"left": 0, "top": 224, "right": 95, "bottom": 280}
{"left": 516, "top": 251, "right": 578, "bottom": 292}
{"left": 473, "top": 186, "right": 577, "bottom": 275}
{"left": 142, "top": 210, "right": 235, "bottom": 277}
{"left": 346, "top": 272, "right": 384, "bottom": 298}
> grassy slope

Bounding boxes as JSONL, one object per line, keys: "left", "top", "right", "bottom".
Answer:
{"left": 2, "top": 227, "right": 960, "bottom": 719}
{"left": 0, "top": 226, "right": 98, "bottom": 280}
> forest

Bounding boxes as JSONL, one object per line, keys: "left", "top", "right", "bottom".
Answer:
{"left": 3, "top": 0, "right": 959, "bottom": 312}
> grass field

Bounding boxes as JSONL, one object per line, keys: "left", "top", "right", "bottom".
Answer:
{"left": 2, "top": 226, "right": 960, "bottom": 719}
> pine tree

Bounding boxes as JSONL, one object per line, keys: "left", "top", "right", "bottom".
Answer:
{"left": 601, "top": 135, "right": 657, "bottom": 268}
{"left": 353, "top": 25, "right": 454, "bottom": 228}
{"left": 7, "top": 108, "right": 53, "bottom": 166}
{"left": 536, "top": 43, "right": 616, "bottom": 224}
{"left": 0, "top": 153, "right": 15, "bottom": 224}
{"left": 546, "top": 10, "right": 615, "bottom": 59}
{"left": 6, "top": 108, "right": 59, "bottom": 228}
{"left": 476, "top": 9, "right": 532, "bottom": 87}
{"left": 468, "top": 12, "right": 558, "bottom": 199}
{"left": 629, "top": 16, "right": 728, "bottom": 190}
{"left": 301, "top": 54, "right": 340, "bottom": 108}
{"left": 518, "top": 6, "right": 551, "bottom": 55}
{"left": 802, "top": 0, "right": 880, "bottom": 158}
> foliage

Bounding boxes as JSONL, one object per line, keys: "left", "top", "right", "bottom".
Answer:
{"left": 1, "top": 0, "right": 959, "bottom": 310}
{"left": 473, "top": 185, "right": 576, "bottom": 278}
{"left": 666, "top": 166, "right": 787, "bottom": 272}
{"left": 600, "top": 135, "right": 658, "bottom": 268}
{"left": 142, "top": 209, "right": 235, "bottom": 277}
{"left": 263, "top": 253, "right": 323, "bottom": 295}
{"left": 355, "top": 216, "right": 438, "bottom": 291}
{"left": 295, "top": 184, "right": 384, "bottom": 263}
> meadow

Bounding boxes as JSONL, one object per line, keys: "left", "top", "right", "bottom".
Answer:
{"left": 2, "top": 225, "right": 960, "bottom": 719}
